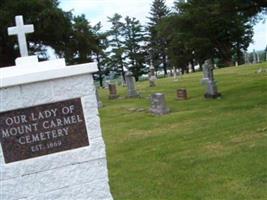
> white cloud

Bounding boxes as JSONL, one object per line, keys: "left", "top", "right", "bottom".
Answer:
{"left": 60, "top": 0, "right": 175, "bottom": 28}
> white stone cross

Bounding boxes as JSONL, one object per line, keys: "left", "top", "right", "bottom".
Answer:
{"left": 8, "top": 15, "right": 34, "bottom": 57}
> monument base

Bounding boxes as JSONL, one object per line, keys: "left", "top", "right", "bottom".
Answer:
{"left": 127, "top": 91, "right": 140, "bottom": 98}
{"left": 109, "top": 95, "right": 119, "bottom": 100}
{"left": 204, "top": 92, "right": 222, "bottom": 99}
{"left": 149, "top": 107, "right": 170, "bottom": 115}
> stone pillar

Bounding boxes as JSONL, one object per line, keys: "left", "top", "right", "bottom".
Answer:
{"left": 108, "top": 83, "right": 119, "bottom": 99}
{"left": 149, "top": 93, "right": 170, "bottom": 115}
{"left": 125, "top": 71, "right": 139, "bottom": 98}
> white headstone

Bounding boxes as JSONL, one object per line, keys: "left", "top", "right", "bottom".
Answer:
{"left": 8, "top": 15, "right": 34, "bottom": 57}
{"left": 173, "top": 67, "right": 177, "bottom": 80}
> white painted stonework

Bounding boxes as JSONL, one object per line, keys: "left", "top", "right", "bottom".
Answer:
{"left": 0, "top": 56, "right": 113, "bottom": 200}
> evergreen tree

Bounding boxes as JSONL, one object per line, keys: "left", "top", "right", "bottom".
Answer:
{"left": 158, "top": 0, "right": 256, "bottom": 68}
{"left": 0, "top": 0, "right": 104, "bottom": 67}
{"left": 92, "top": 22, "right": 109, "bottom": 87}
{"left": 122, "top": 17, "right": 147, "bottom": 81}
{"left": 148, "top": 0, "right": 170, "bottom": 75}
{"left": 106, "top": 13, "right": 126, "bottom": 80}
{"left": 0, "top": 0, "right": 72, "bottom": 67}
{"left": 66, "top": 14, "right": 96, "bottom": 64}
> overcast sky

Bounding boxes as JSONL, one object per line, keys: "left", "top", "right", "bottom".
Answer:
{"left": 59, "top": 0, "right": 266, "bottom": 52}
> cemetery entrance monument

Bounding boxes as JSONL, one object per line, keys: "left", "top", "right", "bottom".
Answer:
{"left": 0, "top": 15, "right": 113, "bottom": 200}
{"left": 201, "top": 59, "right": 221, "bottom": 99}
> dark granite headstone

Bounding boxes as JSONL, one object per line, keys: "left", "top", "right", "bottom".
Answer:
{"left": 108, "top": 84, "right": 119, "bottom": 99}
{"left": 177, "top": 88, "right": 188, "bottom": 100}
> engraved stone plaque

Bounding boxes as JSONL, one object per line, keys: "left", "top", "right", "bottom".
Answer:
{"left": 0, "top": 98, "right": 89, "bottom": 163}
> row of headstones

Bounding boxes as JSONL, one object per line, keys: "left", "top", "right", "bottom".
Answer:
{"left": 244, "top": 50, "right": 267, "bottom": 65}
{"left": 97, "top": 59, "right": 221, "bottom": 115}
{"left": 1, "top": 15, "right": 221, "bottom": 199}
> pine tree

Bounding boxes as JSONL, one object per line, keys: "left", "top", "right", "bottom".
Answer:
{"left": 0, "top": 0, "right": 73, "bottom": 67}
{"left": 66, "top": 14, "right": 96, "bottom": 64}
{"left": 158, "top": 0, "right": 255, "bottom": 68}
{"left": 148, "top": 0, "right": 170, "bottom": 75}
{"left": 122, "top": 17, "right": 147, "bottom": 81}
{"left": 106, "top": 13, "right": 126, "bottom": 80}
{"left": 92, "top": 22, "right": 109, "bottom": 87}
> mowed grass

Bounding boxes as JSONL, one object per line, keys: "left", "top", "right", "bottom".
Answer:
{"left": 98, "top": 63, "right": 267, "bottom": 200}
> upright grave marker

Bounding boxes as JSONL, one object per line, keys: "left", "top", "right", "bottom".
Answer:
{"left": 253, "top": 49, "right": 257, "bottom": 64}
{"left": 244, "top": 51, "right": 250, "bottom": 64}
{"left": 176, "top": 88, "right": 188, "bottom": 100}
{"left": 149, "top": 93, "right": 170, "bottom": 115}
{"left": 148, "top": 62, "right": 156, "bottom": 87}
{"left": 201, "top": 59, "right": 221, "bottom": 99}
{"left": 0, "top": 15, "right": 113, "bottom": 200}
{"left": 125, "top": 71, "right": 139, "bottom": 98}
{"left": 108, "top": 83, "right": 119, "bottom": 99}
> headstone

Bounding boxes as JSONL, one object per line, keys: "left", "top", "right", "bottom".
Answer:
{"left": 149, "top": 63, "right": 156, "bottom": 87}
{"left": 0, "top": 15, "right": 113, "bottom": 200}
{"left": 244, "top": 51, "right": 250, "bottom": 64}
{"left": 257, "top": 53, "right": 260, "bottom": 63}
{"left": 173, "top": 67, "right": 178, "bottom": 81}
{"left": 235, "top": 61, "right": 238, "bottom": 67}
{"left": 188, "top": 62, "right": 192, "bottom": 72}
{"left": 125, "top": 71, "right": 139, "bottom": 98}
{"left": 253, "top": 49, "right": 257, "bottom": 64}
{"left": 178, "top": 68, "right": 182, "bottom": 79}
{"left": 201, "top": 59, "right": 221, "bottom": 99}
{"left": 149, "top": 93, "right": 170, "bottom": 115}
{"left": 176, "top": 88, "right": 188, "bottom": 100}
{"left": 108, "top": 83, "right": 119, "bottom": 99}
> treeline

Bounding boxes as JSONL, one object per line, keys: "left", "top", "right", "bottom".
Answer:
{"left": 0, "top": 0, "right": 266, "bottom": 86}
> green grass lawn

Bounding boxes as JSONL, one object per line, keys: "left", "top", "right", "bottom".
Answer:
{"left": 99, "top": 63, "right": 267, "bottom": 200}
